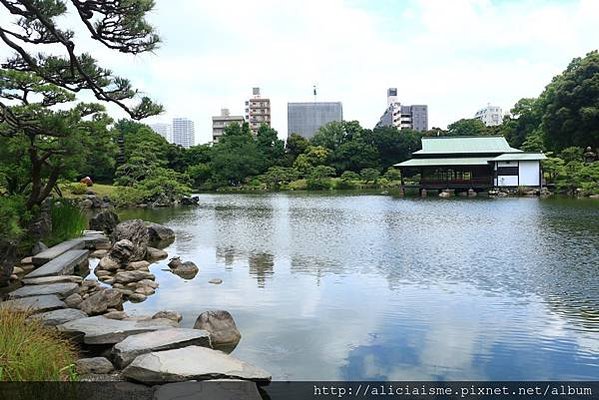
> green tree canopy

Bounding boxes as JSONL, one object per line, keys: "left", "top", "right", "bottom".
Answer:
{"left": 446, "top": 118, "right": 489, "bottom": 136}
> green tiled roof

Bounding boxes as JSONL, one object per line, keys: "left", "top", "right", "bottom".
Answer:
{"left": 394, "top": 157, "right": 492, "bottom": 168}
{"left": 414, "top": 136, "right": 522, "bottom": 154}
{"left": 491, "top": 153, "right": 547, "bottom": 161}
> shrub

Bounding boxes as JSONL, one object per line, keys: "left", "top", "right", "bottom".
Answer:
{"left": 46, "top": 200, "right": 87, "bottom": 246}
{"left": 287, "top": 179, "right": 308, "bottom": 190}
{"left": 68, "top": 183, "right": 88, "bottom": 195}
{"left": 0, "top": 196, "right": 28, "bottom": 242}
{"left": 383, "top": 168, "right": 402, "bottom": 182}
{"left": 0, "top": 308, "right": 78, "bottom": 381}
{"left": 360, "top": 168, "right": 380, "bottom": 183}
{"left": 306, "top": 178, "right": 333, "bottom": 190}
{"left": 340, "top": 171, "right": 360, "bottom": 182}
{"left": 111, "top": 186, "right": 148, "bottom": 208}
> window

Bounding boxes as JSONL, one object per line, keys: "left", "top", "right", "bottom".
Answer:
{"left": 497, "top": 166, "right": 518, "bottom": 175}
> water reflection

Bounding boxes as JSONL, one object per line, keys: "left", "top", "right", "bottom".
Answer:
{"left": 119, "top": 194, "right": 599, "bottom": 380}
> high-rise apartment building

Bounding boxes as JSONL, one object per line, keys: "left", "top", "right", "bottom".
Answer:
{"left": 287, "top": 102, "right": 343, "bottom": 139}
{"left": 212, "top": 108, "right": 245, "bottom": 143}
{"left": 475, "top": 104, "right": 503, "bottom": 126}
{"left": 172, "top": 118, "right": 195, "bottom": 148}
{"left": 150, "top": 123, "right": 172, "bottom": 142}
{"left": 245, "top": 87, "right": 271, "bottom": 134}
{"left": 375, "top": 88, "right": 428, "bottom": 132}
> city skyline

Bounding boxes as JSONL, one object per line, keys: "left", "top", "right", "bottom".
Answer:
{"left": 3, "top": 1, "right": 596, "bottom": 145}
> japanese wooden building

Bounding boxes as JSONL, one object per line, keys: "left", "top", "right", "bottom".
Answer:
{"left": 394, "top": 136, "right": 546, "bottom": 190}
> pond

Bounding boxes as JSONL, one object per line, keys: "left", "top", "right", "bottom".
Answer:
{"left": 116, "top": 193, "right": 599, "bottom": 380}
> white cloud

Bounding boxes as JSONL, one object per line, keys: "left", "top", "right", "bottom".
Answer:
{"left": 1, "top": 0, "right": 598, "bottom": 144}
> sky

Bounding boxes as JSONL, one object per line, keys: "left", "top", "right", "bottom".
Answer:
{"left": 1, "top": 0, "right": 599, "bottom": 145}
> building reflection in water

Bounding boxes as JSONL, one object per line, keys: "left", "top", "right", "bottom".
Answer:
{"left": 248, "top": 252, "right": 274, "bottom": 288}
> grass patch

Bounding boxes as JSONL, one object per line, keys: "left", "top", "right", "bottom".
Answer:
{"left": 45, "top": 200, "right": 87, "bottom": 246}
{"left": 58, "top": 183, "right": 118, "bottom": 199}
{"left": 0, "top": 308, "right": 78, "bottom": 381}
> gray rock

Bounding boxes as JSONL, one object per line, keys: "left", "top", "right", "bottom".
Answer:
{"left": 0, "top": 295, "right": 66, "bottom": 313}
{"left": 32, "top": 241, "right": 48, "bottom": 256}
{"left": 78, "top": 288, "right": 123, "bottom": 315}
{"left": 12, "top": 266, "right": 24, "bottom": 275}
{"left": 127, "top": 260, "right": 150, "bottom": 271}
{"left": 113, "top": 220, "right": 149, "bottom": 261}
{"left": 65, "top": 293, "right": 84, "bottom": 308}
{"left": 147, "top": 223, "right": 176, "bottom": 248}
{"left": 209, "top": 279, "right": 223, "bottom": 285}
{"left": 31, "top": 239, "right": 86, "bottom": 266}
{"left": 107, "top": 239, "right": 135, "bottom": 269}
{"left": 89, "top": 210, "right": 119, "bottom": 235}
{"left": 138, "top": 279, "right": 159, "bottom": 289}
{"left": 90, "top": 249, "right": 108, "bottom": 258}
{"left": 146, "top": 246, "right": 168, "bottom": 261}
{"left": 26, "top": 249, "right": 89, "bottom": 278}
{"left": 153, "top": 381, "right": 262, "bottom": 400}
{"left": 22, "top": 275, "right": 83, "bottom": 286}
{"left": 152, "top": 310, "right": 182, "bottom": 323}
{"left": 128, "top": 293, "right": 147, "bottom": 302}
{"left": 76, "top": 357, "right": 114, "bottom": 374}
{"left": 113, "top": 328, "right": 212, "bottom": 368}
{"left": 58, "top": 315, "right": 179, "bottom": 345}
{"left": 8, "top": 282, "right": 79, "bottom": 299}
{"left": 114, "top": 270, "right": 154, "bottom": 284}
{"left": 134, "top": 286, "right": 155, "bottom": 296}
{"left": 28, "top": 308, "right": 88, "bottom": 326}
{"left": 193, "top": 310, "right": 241, "bottom": 347}
{"left": 21, "top": 256, "right": 33, "bottom": 265}
{"left": 122, "top": 346, "right": 271, "bottom": 384}
{"left": 104, "top": 311, "right": 128, "bottom": 320}
{"left": 168, "top": 257, "right": 199, "bottom": 280}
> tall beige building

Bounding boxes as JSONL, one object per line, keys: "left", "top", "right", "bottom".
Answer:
{"left": 245, "top": 87, "right": 271, "bottom": 134}
{"left": 212, "top": 108, "right": 245, "bottom": 143}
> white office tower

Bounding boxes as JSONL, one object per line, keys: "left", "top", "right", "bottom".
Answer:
{"left": 172, "top": 118, "right": 195, "bottom": 148}
{"left": 150, "top": 123, "right": 172, "bottom": 142}
{"left": 475, "top": 104, "right": 504, "bottom": 127}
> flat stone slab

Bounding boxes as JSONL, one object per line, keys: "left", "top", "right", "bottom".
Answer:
{"left": 113, "top": 328, "right": 212, "bottom": 368}
{"left": 122, "top": 346, "right": 272, "bottom": 384}
{"left": 58, "top": 316, "right": 179, "bottom": 345}
{"left": 27, "top": 308, "right": 88, "bottom": 326}
{"left": 0, "top": 295, "right": 66, "bottom": 314}
{"left": 22, "top": 275, "right": 83, "bottom": 285}
{"left": 82, "top": 232, "right": 110, "bottom": 249}
{"left": 8, "top": 282, "right": 79, "bottom": 299}
{"left": 32, "top": 238, "right": 86, "bottom": 266}
{"left": 26, "top": 249, "right": 89, "bottom": 278}
{"left": 154, "top": 381, "right": 262, "bottom": 400}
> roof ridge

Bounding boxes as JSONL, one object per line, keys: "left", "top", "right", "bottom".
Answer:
{"left": 422, "top": 136, "right": 506, "bottom": 140}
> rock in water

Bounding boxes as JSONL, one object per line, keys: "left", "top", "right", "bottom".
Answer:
{"left": 89, "top": 210, "right": 119, "bottom": 235}
{"left": 112, "top": 328, "right": 212, "bottom": 368}
{"left": 78, "top": 288, "right": 123, "bottom": 315}
{"left": 76, "top": 357, "right": 115, "bottom": 374}
{"left": 8, "top": 282, "right": 79, "bottom": 299}
{"left": 193, "top": 310, "right": 241, "bottom": 348}
{"left": 152, "top": 310, "right": 182, "bottom": 323}
{"left": 146, "top": 247, "right": 168, "bottom": 261}
{"left": 122, "top": 346, "right": 271, "bottom": 384}
{"left": 112, "top": 220, "right": 149, "bottom": 261}
{"left": 109, "top": 239, "right": 135, "bottom": 265}
{"left": 147, "top": 223, "right": 176, "bottom": 248}
{"left": 168, "top": 257, "right": 199, "bottom": 280}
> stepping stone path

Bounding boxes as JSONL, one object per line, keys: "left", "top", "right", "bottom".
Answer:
{"left": 0, "top": 294, "right": 66, "bottom": 313}
{"left": 26, "top": 249, "right": 89, "bottom": 278}
{"left": 32, "top": 238, "right": 86, "bottom": 266}
{"left": 113, "top": 328, "right": 212, "bottom": 368}
{"left": 122, "top": 346, "right": 272, "bottom": 385}
{"left": 58, "top": 315, "right": 179, "bottom": 345}
{"left": 8, "top": 282, "right": 79, "bottom": 299}
{"left": 22, "top": 275, "right": 83, "bottom": 285}
{"left": 27, "top": 308, "right": 88, "bottom": 326}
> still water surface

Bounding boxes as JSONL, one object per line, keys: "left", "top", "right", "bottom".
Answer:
{"left": 118, "top": 193, "right": 599, "bottom": 380}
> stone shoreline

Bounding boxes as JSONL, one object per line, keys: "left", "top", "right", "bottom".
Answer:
{"left": 0, "top": 214, "right": 271, "bottom": 392}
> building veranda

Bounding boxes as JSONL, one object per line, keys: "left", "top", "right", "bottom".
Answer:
{"left": 394, "top": 136, "right": 547, "bottom": 194}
